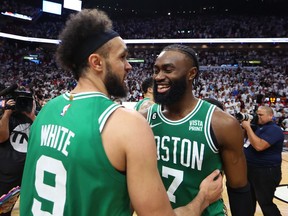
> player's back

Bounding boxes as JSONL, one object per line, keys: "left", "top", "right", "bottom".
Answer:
{"left": 20, "top": 92, "right": 131, "bottom": 216}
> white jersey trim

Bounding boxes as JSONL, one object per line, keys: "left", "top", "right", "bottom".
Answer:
{"left": 156, "top": 100, "right": 203, "bottom": 125}
{"left": 99, "top": 103, "right": 120, "bottom": 132}
{"left": 204, "top": 105, "right": 219, "bottom": 153}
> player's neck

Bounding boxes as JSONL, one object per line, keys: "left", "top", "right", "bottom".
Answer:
{"left": 145, "top": 93, "right": 153, "bottom": 100}
{"left": 71, "top": 76, "right": 107, "bottom": 96}
{"left": 163, "top": 99, "right": 198, "bottom": 120}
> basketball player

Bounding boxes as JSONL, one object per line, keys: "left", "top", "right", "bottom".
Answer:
{"left": 20, "top": 9, "right": 223, "bottom": 216}
{"left": 145, "top": 44, "right": 253, "bottom": 216}
{"left": 134, "top": 77, "right": 155, "bottom": 112}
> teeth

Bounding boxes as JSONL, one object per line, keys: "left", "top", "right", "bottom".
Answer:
{"left": 157, "top": 84, "right": 170, "bottom": 93}
{"left": 157, "top": 84, "right": 169, "bottom": 89}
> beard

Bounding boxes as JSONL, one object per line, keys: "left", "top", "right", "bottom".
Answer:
{"left": 104, "top": 61, "right": 127, "bottom": 98}
{"left": 153, "top": 75, "right": 187, "bottom": 106}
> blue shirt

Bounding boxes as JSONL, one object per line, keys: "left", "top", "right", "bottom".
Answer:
{"left": 244, "top": 121, "right": 284, "bottom": 167}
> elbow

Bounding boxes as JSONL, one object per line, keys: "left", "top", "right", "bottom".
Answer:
{"left": 254, "top": 147, "right": 262, "bottom": 151}
{"left": 253, "top": 145, "right": 265, "bottom": 151}
{"left": 252, "top": 138, "right": 269, "bottom": 151}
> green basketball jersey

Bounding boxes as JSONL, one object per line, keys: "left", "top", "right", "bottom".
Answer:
{"left": 20, "top": 92, "right": 131, "bottom": 216}
{"left": 134, "top": 97, "right": 150, "bottom": 111}
{"left": 147, "top": 99, "right": 225, "bottom": 216}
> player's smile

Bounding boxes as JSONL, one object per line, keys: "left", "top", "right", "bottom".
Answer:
{"left": 156, "top": 84, "right": 170, "bottom": 94}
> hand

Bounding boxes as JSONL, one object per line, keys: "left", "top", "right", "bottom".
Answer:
{"left": 199, "top": 169, "right": 223, "bottom": 205}
{"left": 4, "top": 99, "right": 16, "bottom": 115}
{"left": 0, "top": 187, "right": 20, "bottom": 214}
{"left": 241, "top": 120, "right": 251, "bottom": 130}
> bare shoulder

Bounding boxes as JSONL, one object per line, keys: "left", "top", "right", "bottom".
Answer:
{"left": 212, "top": 108, "right": 240, "bottom": 129}
{"left": 211, "top": 108, "right": 243, "bottom": 147}
{"left": 105, "top": 107, "right": 154, "bottom": 144}
{"left": 112, "top": 107, "right": 149, "bottom": 125}
{"left": 139, "top": 100, "right": 154, "bottom": 112}
{"left": 101, "top": 107, "right": 156, "bottom": 171}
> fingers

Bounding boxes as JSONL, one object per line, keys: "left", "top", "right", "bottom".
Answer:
{"left": 0, "top": 195, "right": 18, "bottom": 214}
{"left": 8, "top": 195, "right": 19, "bottom": 204}
{"left": 4, "top": 99, "right": 16, "bottom": 112}
{"left": 0, "top": 186, "right": 20, "bottom": 213}
{"left": 0, "top": 203, "right": 14, "bottom": 213}
{"left": 8, "top": 186, "right": 19, "bottom": 193}
{"left": 210, "top": 169, "right": 221, "bottom": 181}
{"left": 205, "top": 169, "right": 221, "bottom": 181}
{"left": 208, "top": 170, "right": 224, "bottom": 204}
{"left": 6, "top": 99, "right": 15, "bottom": 105}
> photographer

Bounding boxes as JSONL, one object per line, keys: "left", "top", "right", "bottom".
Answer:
{"left": 242, "top": 105, "right": 284, "bottom": 216}
{"left": 0, "top": 94, "right": 36, "bottom": 216}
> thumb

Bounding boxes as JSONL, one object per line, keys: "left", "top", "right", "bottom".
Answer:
{"left": 208, "top": 169, "right": 221, "bottom": 181}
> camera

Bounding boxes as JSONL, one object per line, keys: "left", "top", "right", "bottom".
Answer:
{"left": 0, "top": 84, "right": 34, "bottom": 113}
{"left": 9, "top": 91, "right": 34, "bottom": 113}
{"left": 235, "top": 111, "right": 259, "bottom": 131}
{"left": 235, "top": 112, "right": 254, "bottom": 121}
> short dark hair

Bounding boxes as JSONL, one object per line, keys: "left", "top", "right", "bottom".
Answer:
{"left": 141, "top": 77, "right": 153, "bottom": 94}
{"left": 162, "top": 44, "right": 199, "bottom": 71}
{"left": 56, "top": 9, "right": 114, "bottom": 80}
{"left": 162, "top": 44, "right": 199, "bottom": 85}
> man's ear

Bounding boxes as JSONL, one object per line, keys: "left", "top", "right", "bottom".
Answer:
{"left": 88, "top": 53, "right": 103, "bottom": 72}
{"left": 188, "top": 67, "right": 198, "bottom": 81}
{"left": 147, "top": 86, "right": 153, "bottom": 94}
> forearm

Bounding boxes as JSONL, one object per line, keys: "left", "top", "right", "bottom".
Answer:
{"left": 245, "top": 126, "right": 257, "bottom": 144}
{"left": 0, "top": 112, "right": 11, "bottom": 142}
{"left": 174, "top": 190, "right": 207, "bottom": 216}
{"left": 245, "top": 127, "right": 264, "bottom": 150}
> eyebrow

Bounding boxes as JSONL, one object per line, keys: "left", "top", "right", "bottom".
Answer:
{"left": 117, "top": 47, "right": 129, "bottom": 57}
{"left": 123, "top": 47, "right": 128, "bottom": 53}
{"left": 154, "top": 63, "right": 175, "bottom": 68}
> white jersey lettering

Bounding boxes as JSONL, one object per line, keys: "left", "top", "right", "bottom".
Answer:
{"left": 41, "top": 124, "right": 75, "bottom": 156}
{"left": 155, "top": 135, "right": 204, "bottom": 171}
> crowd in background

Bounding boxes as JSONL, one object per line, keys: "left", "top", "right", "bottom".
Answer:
{"left": 0, "top": 0, "right": 288, "bottom": 131}
{"left": 1, "top": 0, "right": 288, "bottom": 39}
{"left": 1, "top": 14, "right": 288, "bottom": 39}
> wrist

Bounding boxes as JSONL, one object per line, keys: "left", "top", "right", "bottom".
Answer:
{"left": 3, "top": 110, "right": 12, "bottom": 117}
{"left": 195, "top": 189, "right": 209, "bottom": 212}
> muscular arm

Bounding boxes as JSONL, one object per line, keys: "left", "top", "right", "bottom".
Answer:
{"left": 103, "top": 108, "right": 175, "bottom": 216}
{"left": 102, "top": 108, "right": 222, "bottom": 216}
{"left": 212, "top": 109, "right": 253, "bottom": 216}
{"left": 212, "top": 109, "right": 247, "bottom": 187}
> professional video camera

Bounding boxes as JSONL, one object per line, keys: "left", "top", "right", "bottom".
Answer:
{"left": 0, "top": 84, "right": 34, "bottom": 113}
